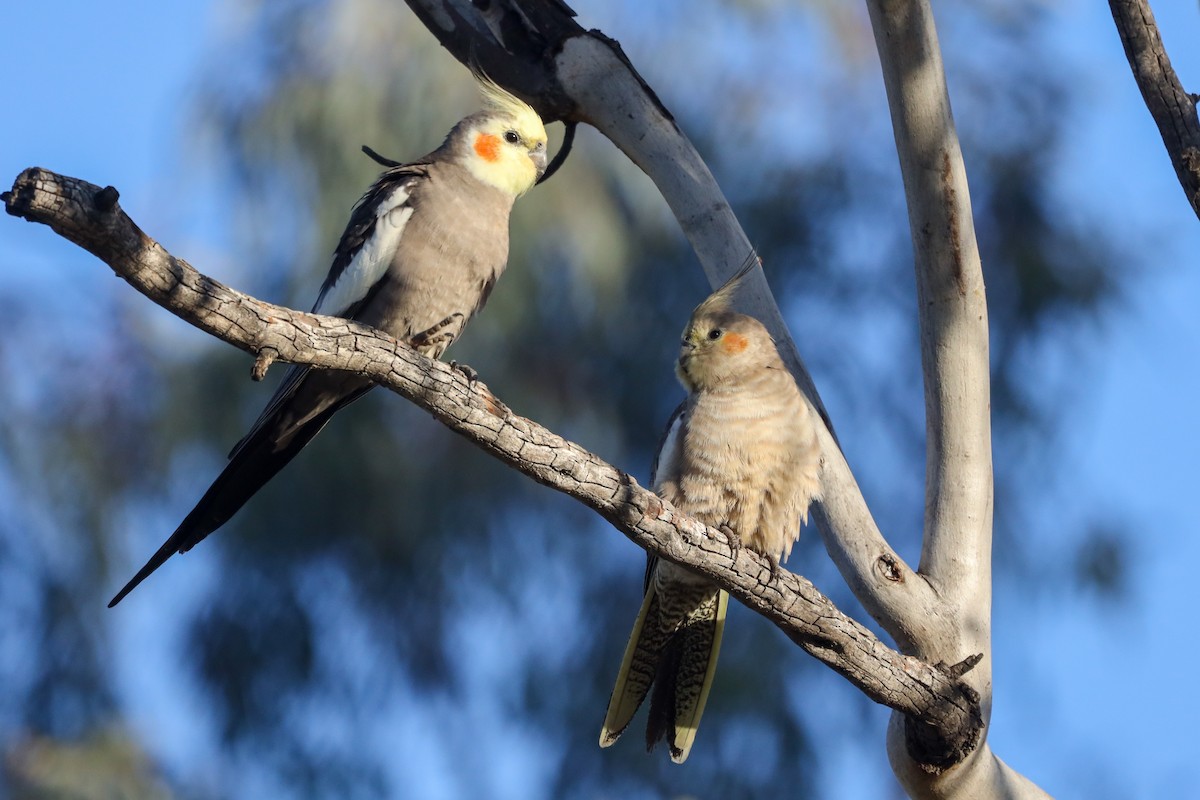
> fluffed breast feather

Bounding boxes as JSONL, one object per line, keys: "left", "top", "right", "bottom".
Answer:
{"left": 661, "top": 367, "right": 820, "bottom": 563}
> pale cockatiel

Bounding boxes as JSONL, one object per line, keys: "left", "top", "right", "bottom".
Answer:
{"left": 108, "top": 80, "right": 548, "bottom": 607}
{"left": 599, "top": 259, "right": 822, "bottom": 763}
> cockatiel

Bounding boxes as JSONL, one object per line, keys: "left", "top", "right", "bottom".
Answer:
{"left": 599, "top": 258, "right": 822, "bottom": 763}
{"left": 109, "top": 79, "right": 548, "bottom": 606}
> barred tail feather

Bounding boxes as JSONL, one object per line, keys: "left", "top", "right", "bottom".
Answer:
{"left": 662, "top": 587, "right": 724, "bottom": 762}
{"left": 600, "top": 586, "right": 663, "bottom": 747}
{"left": 599, "top": 583, "right": 727, "bottom": 765}
{"left": 657, "top": 588, "right": 727, "bottom": 764}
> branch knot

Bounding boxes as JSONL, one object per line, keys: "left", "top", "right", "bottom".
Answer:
{"left": 93, "top": 185, "right": 120, "bottom": 212}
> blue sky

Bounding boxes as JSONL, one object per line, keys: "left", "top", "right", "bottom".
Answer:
{"left": 991, "top": 4, "right": 1200, "bottom": 796}
{"left": 1, "top": 2, "right": 1198, "bottom": 798}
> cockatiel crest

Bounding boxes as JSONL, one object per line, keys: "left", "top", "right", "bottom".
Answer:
{"left": 693, "top": 252, "right": 759, "bottom": 316}
{"left": 460, "top": 76, "right": 548, "bottom": 196}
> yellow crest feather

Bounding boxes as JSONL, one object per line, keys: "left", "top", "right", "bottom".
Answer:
{"left": 474, "top": 75, "right": 544, "bottom": 135}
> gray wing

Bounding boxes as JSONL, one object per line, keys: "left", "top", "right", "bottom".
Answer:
{"left": 108, "top": 164, "right": 431, "bottom": 606}
{"left": 312, "top": 164, "right": 429, "bottom": 318}
{"left": 230, "top": 164, "right": 430, "bottom": 461}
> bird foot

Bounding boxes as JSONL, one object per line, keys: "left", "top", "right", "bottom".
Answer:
{"left": 449, "top": 361, "right": 510, "bottom": 418}
{"left": 767, "top": 553, "right": 785, "bottom": 582}
{"left": 449, "top": 360, "right": 479, "bottom": 385}
{"left": 251, "top": 347, "right": 277, "bottom": 381}
{"left": 718, "top": 523, "right": 743, "bottom": 565}
{"left": 410, "top": 313, "right": 465, "bottom": 357}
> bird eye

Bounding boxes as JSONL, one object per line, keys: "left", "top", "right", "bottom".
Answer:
{"left": 503, "top": 130, "right": 520, "bottom": 144}
{"left": 707, "top": 328, "right": 722, "bottom": 340}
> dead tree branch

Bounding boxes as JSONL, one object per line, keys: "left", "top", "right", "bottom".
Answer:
{"left": 1110, "top": 0, "right": 1200, "bottom": 220}
{"left": 4, "top": 166, "right": 983, "bottom": 767}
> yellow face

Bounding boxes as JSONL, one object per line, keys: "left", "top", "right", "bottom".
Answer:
{"left": 465, "top": 115, "right": 548, "bottom": 196}
{"left": 463, "top": 80, "right": 548, "bottom": 196}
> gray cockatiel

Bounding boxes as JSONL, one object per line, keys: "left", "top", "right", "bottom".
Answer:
{"left": 109, "top": 80, "right": 547, "bottom": 606}
{"left": 599, "top": 259, "right": 822, "bottom": 763}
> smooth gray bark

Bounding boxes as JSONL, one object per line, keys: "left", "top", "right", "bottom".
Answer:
{"left": 866, "top": 0, "right": 1027, "bottom": 795}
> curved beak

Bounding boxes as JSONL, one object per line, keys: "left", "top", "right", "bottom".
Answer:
{"left": 530, "top": 144, "right": 548, "bottom": 180}
{"left": 677, "top": 338, "right": 696, "bottom": 368}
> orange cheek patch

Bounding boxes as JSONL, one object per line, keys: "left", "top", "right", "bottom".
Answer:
{"left": 473, "top": 133, "right": 501, "bottom": 162}
{"left": 722, "top": 332, "right": 749, "bottom": 354}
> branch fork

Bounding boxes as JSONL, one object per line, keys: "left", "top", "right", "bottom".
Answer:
{"left": 7, "top": 166, "right": 984, "bottom": 771}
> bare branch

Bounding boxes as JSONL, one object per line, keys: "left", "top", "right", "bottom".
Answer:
{"left": 1110, "top": 0, "right": 1200, "bottom": 220}
{"left": 403, "top": 0, "right": 943, "bottom": 661}
{"left": 866, "top": 1, "right": 1052, "bottom": 796}
{"left": 867, "top": 0, "right": 993, "bottom": 611}
{"left": 4, "top": 166, "right": 982, "bottom": 770}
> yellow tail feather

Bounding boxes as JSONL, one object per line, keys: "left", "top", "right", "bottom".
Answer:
{"left": 668, "top": 589, "right": 727, "bottom": 763}
{"left": 599, "top": 580, "right": 728, "bottom": 764}
{"left": 600, "top": 585, "right": 659, "bottom": 747}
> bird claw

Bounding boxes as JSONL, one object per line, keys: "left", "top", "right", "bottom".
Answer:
{"left": 449, "top": 360, "right": 510, "bottom": 418}
{"left": 719, "top": 523, "right": 742, "bottom": 564}
{"left": 251, "top": 347, "right": 277, "bottom": 381}
{"left": 767, "top": 553, "right": 784, "bottom": 582}
{"left": 449, "top": 360, "right": 479, "bottom": 385}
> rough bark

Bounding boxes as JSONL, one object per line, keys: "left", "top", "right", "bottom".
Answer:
{"left": 4, "top": 166, "right": 982, "bottom": 757}
{"left": 1109, "top": 0, "right": 1200, "bottom": 220}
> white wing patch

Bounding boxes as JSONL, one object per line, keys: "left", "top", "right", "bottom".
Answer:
{"left": 314, "top": 188, "right": 413, "bottom": 317}
{"left": 652, "top": 410, "right": 685, "bottom": 492}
